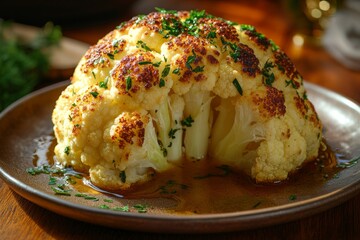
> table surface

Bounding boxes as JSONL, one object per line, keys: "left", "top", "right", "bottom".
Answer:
{"left": 1, "top": 0, "right": 360, "bottom": 239}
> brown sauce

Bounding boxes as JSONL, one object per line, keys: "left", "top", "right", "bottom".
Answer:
{"left": 32, "top": 136, "right": 345, "bottom": 214}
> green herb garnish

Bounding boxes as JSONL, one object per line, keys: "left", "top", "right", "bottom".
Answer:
{"left": 159, "top": 78, "right": 165, "bottom": 88}
{"left": 207, "top": 31, "right": 217, "bottom": 39}
{"left": 194, "top": 165, "right": 231, "bottom": 179}
{"left": 48, "top": 176, "right": 57, "bottom": 185}
{"left": 107, "top": 53, "right": 114, "bottom": 60}
{"left": 252, "top": 201, "right": 262, "bottom": 209}
{"left": 136, "top": 40, "right": 151, "bottom": 51}
{"left": 138, "top": 61, "right": 153, "bottom": 65}
{"left": 113, "top": 205, "right": 130, "bottom": 212}
{"left": 168, "top": 128, "right": 180, "bottom": 139}
{"left": 120, "top": 171, "right": 126, "bottom": 183}
{"left": 99, "top": 76, "right": 109, "bottom": 89}
{"left": 90, "top": 91, "right": 99, "bottom": 98}
{"left": 172, "top": 68, "right": 180, "bottom": 75}
{"left": 158, "top": 180, "right": 188, "bottom": 194}
{"left": 125, "top": 76, "right": 132, "bottom": 91}
{"left": 289, "top": 194, "right": 297, "bottom": 201}
{"left": 285, "top": 79, "right": 298, "bottom": 89}
{"left": 64, "top": 146, "right": 70, "bottom": 155}
{"left": 232, "top": 78, "right": 243, "bottom": 95}
{"left": 240, "top": 24, "right": 255, "bottom": 32}
{"left": 161, "top": 64, "right": 170, "bottom": 78}
{"left": 51, "top": 186, "right": 72, "bottom": 196}
{"left": 99, "top": 204, "right": 110, "bottom": 209}
{"left": 337, "top": 156, "right": 359, "bottom": 169}
{"left": 262, "top": 60, "right": 275, "bottom": 86}
{"left": 181, "top": 115, "right": 194, "bottom": 127}
{"left": 155, "top": 7, "right": 178, "bottom": 14}
{"left": 133, "top": 204, "right": 148, "bottom": 213}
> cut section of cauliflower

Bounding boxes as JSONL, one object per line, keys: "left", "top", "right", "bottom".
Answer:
{"left": 52, "top": 9, "right": 323, "bottom": 190}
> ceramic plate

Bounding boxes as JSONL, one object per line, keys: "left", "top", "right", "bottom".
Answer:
{"left": 0, "top": 81, "right": 359, "bottom": 233}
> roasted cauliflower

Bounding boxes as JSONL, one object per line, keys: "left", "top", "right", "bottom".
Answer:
{"left": 52, "top": 9, "right": 322, "bottom": 190}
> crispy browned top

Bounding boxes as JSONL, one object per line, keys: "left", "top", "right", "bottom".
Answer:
{"left": 252, "top": 86, "right": 286, "bottom": 118}
{"left": 111, "top": 52, "right": 160, "bottom": 95}
{"left": 112, "top": 112, "right": 147, "bottom": 150}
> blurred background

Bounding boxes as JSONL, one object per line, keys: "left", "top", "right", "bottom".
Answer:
{"left": 1, "top": 0, "right": 359, "bottom": 111}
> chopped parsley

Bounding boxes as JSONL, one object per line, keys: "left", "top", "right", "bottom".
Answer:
{"left": 168, "top": 128, "right": 180, "bottom": 139}
{"left": 240, "top": 24, "right": 255, "bottom": 32}
{"left": 172, "top": 68, "right": 181, "bottom": 75}
{"left": 159, "top": 18, "right": 183, "bottom": 38}
{"left": 159, "top": 78, "right": 165, "bottom": 88}
{"left": 26, "top": 165, "right": 66, "bottom": 175}
{"left": 152, "top": 61, "right": 161, "bottom": 67}
{"left": 303, "top": 92, "right": 308, "bottom": 100}
{"left": 232, "top": 78, "right": 243, "bottom": 95}
{"left": 48, "top": 176, "right": 57, "bottom": 185}
{"left": 113, "top": 205, "right": 130, "bottom": 212}
{"left": 181, "top": 115, "right": 194, "bottom": 127}
{"left": 51, "top": 186, "right": 72, "bottom": 196}
{"left": 75, "top": 193, "right": 99, "bottom": 201}
{"left": 194, "top": 165, "right": 231, "bottom": 179}
{"left": 159, "top": 64, "right": 170, "bottom": 88}
{"left": 289, "top": 194, "right": 297, "bottom": 201}
{"left": 99, "top": 76, "right": 109, "bottom": 89}
{"left": 162, "top": 64, "right": 171, "bottom": 78}
{"left": 136, "top": 40, "right": 151, "bottom": 51}
{"left": 185, "top": 51, "right": 197, "bottom": 69}
{"left": 64, "top": 146, "right": 70, "bottom": 155}
{"left": 182, "top": 10, "right": 207, "bottom": 37}
{"left": 107, "top": 53, "right": 115, "bottom": 60}
{"left": 90, "top": 91, "right": 99, "bottom": 98}
{"left": 158, "top": 140, "right": 168, "bottom": 157}
{"left": 93, "top": 57, "right": 105, "bottom": 66}
{"left": 138, "top": 61, "right": 153, "bottom": 65}
{"left": 158, "top": 180, "right": 189, "bottom": 194}
{"left": 220, "top": 37, "right": 242, "bottom": 62}
{"left": 157, "top": 9, "right": 210, "bottom": 38}
{"left": 120, "top": 170, "right": 126, "bottom": 183}
{"left": 65, "top": 175, "right": 77, "bottom": 185}
{"left": 133, "top": 204, "right": 148, "bottom": 213}
{"left": 135, "top": 15, "right": 146, "bottom": 24}
{"left": 262, "top": 60, "right": 275, "bottom": 86}
{"left": 252, "top": 201, "right": 262, "bottom": 209}
{"left": 337, "top": 156, "right": 359, "bottom": 169}
{"left": 270, "top": 39, "right": 280, "bottom": 51}
{"left": 125, "top": 76, "right": 132, "bottom": 91}
{"left": 116, "top": 22, "right": 126, "bottom": 29}
{"left": 206, "top": 31, "right": 217, "bottom": 39}
{"left": 99, "top": 204, "right": 111, "bottom": 209}
{"left": 285, "top": 79, "right": 299, "bottom": 89}
{"left": 192, "top": 65, "right": 205, "bottom": 73}
{"left": 155, "top": 7, "right": 178, "bottom": 14}
{"left": 185, "top": 50, "right": 204, "bottom": 72}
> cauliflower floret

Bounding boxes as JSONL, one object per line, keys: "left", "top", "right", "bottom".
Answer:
{"left": 91, "top": 110, "right": 168, "bottom": 190}
{"left": 52, "top": 9, "right": 323, "bottom": 190}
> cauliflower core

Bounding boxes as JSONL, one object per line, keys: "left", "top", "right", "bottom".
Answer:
{"left": 52, "top": 9, "right": 322, "bottom": 190}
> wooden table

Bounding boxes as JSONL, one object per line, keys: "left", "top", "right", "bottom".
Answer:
{"left": 1, "top": 0, "right": 359, "bottom": 239}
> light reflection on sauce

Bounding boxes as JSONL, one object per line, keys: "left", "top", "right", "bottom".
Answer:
{"left": 32, "top": 135, "right": 345, "bottom": 214}
{"left": 32, "top": 135, "right": 56, "bottom": 166}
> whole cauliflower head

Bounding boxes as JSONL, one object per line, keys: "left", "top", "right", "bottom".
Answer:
{"left": 52, "top": 9, "right": 322, "bottom": 190}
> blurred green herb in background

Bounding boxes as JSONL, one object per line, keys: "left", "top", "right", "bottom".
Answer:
{"left": 0, "top": 20, "right": 62, "bottom": 111}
